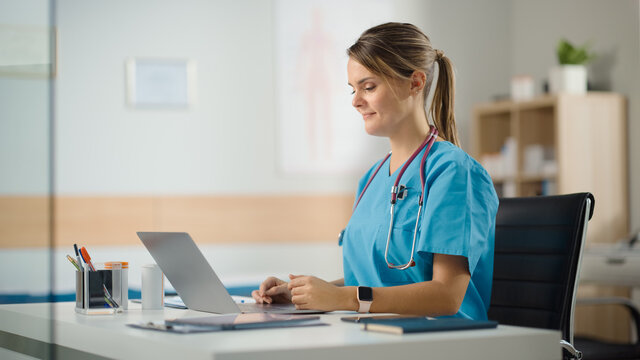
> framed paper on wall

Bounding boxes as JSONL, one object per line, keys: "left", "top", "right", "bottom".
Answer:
{"left": 125, "top": 58, "right": 197, "bottom": 108}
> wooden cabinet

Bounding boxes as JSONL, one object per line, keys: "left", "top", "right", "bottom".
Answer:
{"left": 472, "top": 92, "right": 628, "bottom": 244}
{"left": 473, "top": 92, "right": 630, "bottom": 342}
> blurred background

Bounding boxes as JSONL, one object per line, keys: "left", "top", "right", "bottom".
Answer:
{"left": 1, "top": 0, "right": 639, "bottom": 347}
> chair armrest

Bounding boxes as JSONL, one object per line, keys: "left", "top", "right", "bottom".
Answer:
{"left": 561, "top": 340, "right": 583, "bottom": 359}
{"left": 576, "top": 297, "right": 640, "bottom": 342}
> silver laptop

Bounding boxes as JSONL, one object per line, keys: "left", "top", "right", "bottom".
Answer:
{"left": 137, "top": 232, "right": 323, "bottom": 314}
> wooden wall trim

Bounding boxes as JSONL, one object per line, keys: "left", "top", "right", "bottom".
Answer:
{"left": 0, "top": 195, "right": 354, "bottom": 248}
{"left": 0, "top": 196, "right": 50, "bottom": 247}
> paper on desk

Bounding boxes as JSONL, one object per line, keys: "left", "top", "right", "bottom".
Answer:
{"left": 162, "top": 295, "right": 255, "bottom": 309}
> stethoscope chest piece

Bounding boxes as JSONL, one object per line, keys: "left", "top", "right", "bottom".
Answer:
{"left": 396, "top": 185, "right": 408, "bottom": 200}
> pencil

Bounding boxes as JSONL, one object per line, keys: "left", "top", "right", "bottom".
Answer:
{"left": 66, "top": 255, "right": 81, "bottom": 271}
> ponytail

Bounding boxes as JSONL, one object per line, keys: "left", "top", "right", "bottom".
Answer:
{"left": 429, "top": 53, "right": 459, "bottom": 147}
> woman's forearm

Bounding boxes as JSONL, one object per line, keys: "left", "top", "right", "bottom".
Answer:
{"left": 340, "top": 277, "right": 468, "bottom": 316}
{"left": 372, "top": 278, "right": 467, "bottom": 316}
{"left": 340, "top": 253, "right": 470, "bottom": 316}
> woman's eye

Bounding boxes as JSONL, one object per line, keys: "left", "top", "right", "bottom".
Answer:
{"left": 350, "top": 85, "right": 375, "bottom": 95}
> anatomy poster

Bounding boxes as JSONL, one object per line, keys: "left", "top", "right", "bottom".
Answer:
{"left": 275, "top": 0, "right": 394, "bottom": 174}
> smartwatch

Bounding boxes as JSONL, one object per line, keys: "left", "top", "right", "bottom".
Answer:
{"left": 357, "top": 286, "right": 373, "bottom": 313}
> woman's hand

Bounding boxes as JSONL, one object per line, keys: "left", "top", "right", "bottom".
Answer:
{"left": 288, "top": 274, "right": 355, "bottom": 311}
{"left": 251, "top": 276, "right": 292, "bottom": 304}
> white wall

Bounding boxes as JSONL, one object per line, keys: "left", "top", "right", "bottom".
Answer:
{"left": 511, "top": 0, "right": 640, "bottom": 233}
{"left": 418, "top": 0, "right": 513, "bottom": 150}
{"left": 51, "top": 0, "right": 511, "bottom": 196}
{"left": 54, "top": 0, "right": 385, "bottom": 196}
{"left": 55, "top": 0, "right": 296, "bottom": 195}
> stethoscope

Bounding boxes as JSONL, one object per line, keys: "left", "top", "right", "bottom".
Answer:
{"left": 339, "top": 126, "right": 439, "bottom": 270}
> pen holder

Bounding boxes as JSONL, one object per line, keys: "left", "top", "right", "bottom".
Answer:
{"left": 105, "top": 261, "right": 128, "bottom": 310}
{"left": 75, "top": 263, "right": 128, "bottom": 314}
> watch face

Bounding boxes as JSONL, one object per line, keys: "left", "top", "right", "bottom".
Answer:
{"left": 358, "top": 286, "right": 373, "bottom": 301}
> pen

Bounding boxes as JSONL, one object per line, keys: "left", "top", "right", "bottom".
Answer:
{"left": 103, "top": 284, "right": 119, "bottom": 308}
{"left": 73, "top": 244, "right": 84, "bottom": 271}
{"left": 80, "top": 247, "right": 96, "bottom": 271}
{"left": 66, "top": 255, "right": 81, "bottom": 271}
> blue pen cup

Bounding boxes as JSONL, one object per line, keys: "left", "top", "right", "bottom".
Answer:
{"left": 75, "top": 268, "right": 126, "bottom": 314}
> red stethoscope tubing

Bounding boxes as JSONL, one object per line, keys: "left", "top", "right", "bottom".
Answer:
{"left": 353, "top": 126, "right": 438, "bottom": 211}
{"left": 350, "top": 126, "right": 439, "bottom": 270}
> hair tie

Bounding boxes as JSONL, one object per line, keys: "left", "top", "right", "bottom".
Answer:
{"left": 435, "top": 49, "right": 444, "bottom": 60}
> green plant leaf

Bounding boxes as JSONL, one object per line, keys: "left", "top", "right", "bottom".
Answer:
{"left": 556, "top": 38, "right": 595, "bottom": 65}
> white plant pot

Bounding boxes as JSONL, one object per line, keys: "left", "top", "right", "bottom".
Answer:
{"left": 549, "top": 65, "right": 587, "bottom": 94}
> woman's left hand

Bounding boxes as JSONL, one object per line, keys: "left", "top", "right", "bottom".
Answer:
{"left": 287, "top": 274, "right": 353, "bottom": 311}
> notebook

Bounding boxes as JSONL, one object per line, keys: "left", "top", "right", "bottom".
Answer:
{"left": 361, "top": 317, "right": 498, "bottom": 335}
{"left": 137, "top": 232, "right": 324, "bottom": 315}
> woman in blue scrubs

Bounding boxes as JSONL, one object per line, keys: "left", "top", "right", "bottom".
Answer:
{"left": 252, "top": 22, "right": 498, "bottom": 319}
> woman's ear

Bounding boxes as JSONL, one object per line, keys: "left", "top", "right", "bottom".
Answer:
{"left": 410, "top": 71, "right": 427, "bottom": 95}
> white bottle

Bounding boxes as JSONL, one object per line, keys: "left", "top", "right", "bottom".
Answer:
{"left": 141, "top": 264, "right": 164, "bottom": 310}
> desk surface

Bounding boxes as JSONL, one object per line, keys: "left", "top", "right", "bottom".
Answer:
{"left": 0, "top": 302, "right": 561, "bottom": 360}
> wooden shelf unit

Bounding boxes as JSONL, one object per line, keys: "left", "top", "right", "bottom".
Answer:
{"left": 473, "top": 93, "right": 627, "bottom": 224}
{"left": 473, "top": 92, "right": 628, "bottom": 243}
{"left": 473, "top": 92, "right": 630, "bottom": 342}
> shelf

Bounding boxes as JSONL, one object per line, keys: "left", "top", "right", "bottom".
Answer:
{"left": 473, "top": 95, "right": 556, "bottom": 116}
{"left": 519, "top": 174, "right": 556, "bottom": 182}
{"left": 473, "top": 100, "right": 512, "bottom": 116}
{"left": 491, "top": 174, "right": 556, "bottom": 184}
{"left": 490, "top": 177, "right": 515, "bottom": 184}
{"left": 512, "top": 95, "right": 556, "bottom": 110}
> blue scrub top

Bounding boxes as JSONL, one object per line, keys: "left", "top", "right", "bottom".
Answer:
{"left": 341, "top": 141, "right": 498, "bottom": 320}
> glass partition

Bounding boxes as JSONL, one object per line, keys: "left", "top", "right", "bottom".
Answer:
{"left": 0, "top": 0, "right": 55, "bottom": 358}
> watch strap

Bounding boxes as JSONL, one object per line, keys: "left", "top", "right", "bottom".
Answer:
{"left": 358, "top": 299, "right": 372, "bottom": 313}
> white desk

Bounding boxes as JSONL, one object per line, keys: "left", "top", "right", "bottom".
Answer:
{"left": 0, "top": 302, "right": 561, "bottom": 360}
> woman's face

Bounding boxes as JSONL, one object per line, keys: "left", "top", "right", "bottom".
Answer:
{"left": 347, "top": 58, "right": 413, "bottom": 137}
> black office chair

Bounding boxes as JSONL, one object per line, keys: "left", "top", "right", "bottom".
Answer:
{"left": 488, "top": 192, "right": 594, "bottom": 360}
{"left": 572, "top": 293, "right": 640, "bottom": 359}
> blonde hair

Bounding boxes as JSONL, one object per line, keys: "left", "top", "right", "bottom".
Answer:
{"left": 347, "top": 22, "right": 459, "bottom": 146}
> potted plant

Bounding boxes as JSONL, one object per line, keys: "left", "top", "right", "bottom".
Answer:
{"left": 549, "top": 38, "right": 596, "bottom": 94}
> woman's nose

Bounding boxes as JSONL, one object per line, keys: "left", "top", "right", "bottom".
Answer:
{"left": 352, "top": 92, "right": 364, "bottom": 108}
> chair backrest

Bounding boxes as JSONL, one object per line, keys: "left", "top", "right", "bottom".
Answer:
{"left": 488, "top": 192, "right": 594, "bottom": 343}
